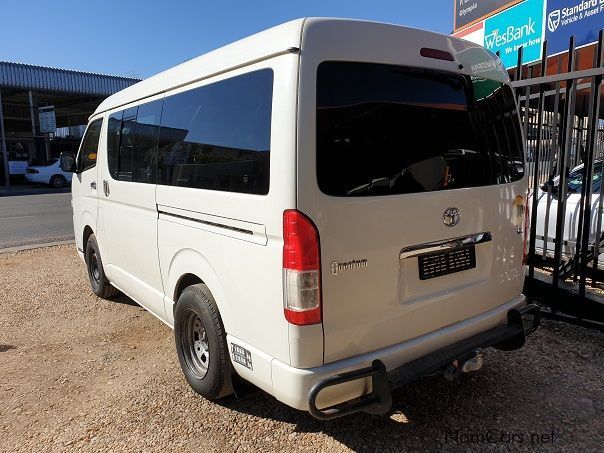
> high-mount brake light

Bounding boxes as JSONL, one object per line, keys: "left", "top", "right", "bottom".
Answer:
{"left": 283, "top": 210, "right": 322, "bottom": 325}
{"left": 420, "top": 47, "right": 455, "bottom": 62}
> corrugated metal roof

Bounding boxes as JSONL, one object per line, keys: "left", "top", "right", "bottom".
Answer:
{"left": 0, "top": 61, "right": 141, "bottom": 95}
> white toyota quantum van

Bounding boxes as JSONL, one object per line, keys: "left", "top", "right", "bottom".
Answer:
{"left": 60, "top": 18, "right": 540, "bottom": 419}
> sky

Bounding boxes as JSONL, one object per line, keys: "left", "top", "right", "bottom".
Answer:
{"left": 0, "top": 0, "right": 454, "bottom": 79}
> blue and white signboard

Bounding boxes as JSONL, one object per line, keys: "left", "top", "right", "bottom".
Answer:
{"left": 484, "top": 0, "right": 545, "bottom": 68}
{"left": 545, "top": 0, "right": 604, "bottom": 56}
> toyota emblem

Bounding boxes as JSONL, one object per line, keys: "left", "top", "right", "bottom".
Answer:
{"left": 443, "top": 207, "right": 461, "bottom": 227}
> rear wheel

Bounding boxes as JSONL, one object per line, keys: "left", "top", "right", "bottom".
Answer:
{"left": 174, "top": 284, "right": 233, "bottom": 399}
{"left": 50, "top": 174, "right": 66, "bottom": 188}
{"left": 85, "top": 234, "right": 119, "bottom": 299}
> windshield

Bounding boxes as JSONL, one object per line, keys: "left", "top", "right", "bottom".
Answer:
{"left": 316, "top": 62, "right": 524, "bottom": 197}
{"left": 548, "top": 162, "right": 603, "bottom": 194}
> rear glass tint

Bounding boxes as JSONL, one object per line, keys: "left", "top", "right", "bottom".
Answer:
{"left": 316, "top": 62, "right": 524, "bottom": 197}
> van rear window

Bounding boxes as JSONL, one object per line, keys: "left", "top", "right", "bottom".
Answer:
{"left": 316, "top": 62, "right": 524, "bottom": 197}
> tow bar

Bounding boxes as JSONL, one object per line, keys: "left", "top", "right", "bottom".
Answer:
{"left": 308, "top": 304, "right": 540, "bottom": 420}
{"left": 443, "top": 348, "right": 485, "bottom": 381}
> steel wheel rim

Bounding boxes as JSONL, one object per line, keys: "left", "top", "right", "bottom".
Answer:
{"left": 181, "top": 309, "right": 210, "bottom": 379}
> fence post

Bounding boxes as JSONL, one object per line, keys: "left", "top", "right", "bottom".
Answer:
{"left": 553, "top": 35, "right": 577, "bottom": 290}
{"left": 584, "top": 30, "right": 604, "bottom": 289}
{"left": 528, "top": 40, "right": 548, "bottom": 278}
{"left": 574, "top": 113, "right": 588, "bottom": 282}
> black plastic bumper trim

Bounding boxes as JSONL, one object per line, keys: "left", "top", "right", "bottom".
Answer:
{"left": 308, "top": 304, "right": 540, "bottom": 420}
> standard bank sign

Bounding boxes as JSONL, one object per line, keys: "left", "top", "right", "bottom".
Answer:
{"left": 484, "top": 0, "right": 545, "bottom": 68}
{"left": 546, "top": 0, "right": 604, "bottom": 55}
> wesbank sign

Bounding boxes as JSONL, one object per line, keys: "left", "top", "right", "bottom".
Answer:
{"left": 484, "top": 16, "right": 537, "bottom": 47}
{"left": 484, "top": 0, "right": 545, "bottom": 68}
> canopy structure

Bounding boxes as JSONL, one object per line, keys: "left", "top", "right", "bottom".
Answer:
{"left": 0, "top": 61, "right": 141, "bottom": 186}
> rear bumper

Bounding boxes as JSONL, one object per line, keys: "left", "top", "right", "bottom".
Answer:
{"left": 269, "top": 295, "right": 536, "bottom": 415}
{"left": 307, "top": 303, "right": 540, "bottom": 419}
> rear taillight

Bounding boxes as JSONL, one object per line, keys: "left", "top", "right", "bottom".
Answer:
{"left": 283, "top": 210, "right": 321, "bottom": 325}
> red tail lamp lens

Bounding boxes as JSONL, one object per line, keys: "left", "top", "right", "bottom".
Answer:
{"left": 283, "top": 210, "right": 322, "bottom": 325}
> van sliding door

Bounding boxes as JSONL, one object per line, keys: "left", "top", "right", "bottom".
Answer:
{"left": 98, "top": 98, "right": 165, "bottom": 318}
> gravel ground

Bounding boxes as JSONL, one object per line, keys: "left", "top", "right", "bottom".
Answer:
{"left": 0, "top": 245, "right": 602, "bottom": 452}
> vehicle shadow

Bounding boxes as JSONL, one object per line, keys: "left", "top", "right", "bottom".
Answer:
{"left": 110, "top": 293, "right": 141, "bottom": 308}
{"left": 216, "top": 368, "right": 527, "bottom": 451}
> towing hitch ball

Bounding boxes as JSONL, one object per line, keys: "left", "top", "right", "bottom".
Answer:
{"left": 443, "top": 349, "right": 485, "bottom": 381}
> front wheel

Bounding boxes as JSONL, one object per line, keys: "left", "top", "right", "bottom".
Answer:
{"left": 85, "top": 234, "right": 119, "bottom": 299}
{"left": 174, "top": 284, "right": 233, "bottom": 399}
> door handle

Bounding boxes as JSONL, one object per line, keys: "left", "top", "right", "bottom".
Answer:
{"left": 103, "top": 180, "right": 110, "bottom": 197}
{"left": 90, "top": 181, "right": 96, "bottom": 190}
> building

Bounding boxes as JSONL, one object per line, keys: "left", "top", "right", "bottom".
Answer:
{"left": 452, "top": 0, "right": 604, "bottom": 75}
{"left": 452, "top": 0, "right": 604, "bottom": 167}
{"left": 0, "top": 61, "right": 140, "bottom": 187}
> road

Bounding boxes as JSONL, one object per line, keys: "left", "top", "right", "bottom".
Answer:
{"left": 0, "top": 192, "right": 73, "bottom": 249}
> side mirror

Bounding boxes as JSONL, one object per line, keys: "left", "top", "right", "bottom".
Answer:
{"left": 541, "top": 179, "right": 558, "bottom": 194}
{"left": 59, "top": 151, "right": 77, "bottom": 173}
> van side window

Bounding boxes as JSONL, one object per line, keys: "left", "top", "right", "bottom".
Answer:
{"left": 132, "top": 102, "right": 162, "bottom": 182}
{"left": 78, "top": 119, "right": 102, "bottom": 172}
{"left": 107, "top": 101, "right": 162, "bottom": 183}
{"left": 107, "top": 111, "right": 123, "bottom": 179}
{"left": 118, "top": 107, "right": 138, "bottom": 181}
{"left": 157, "top": 69, "right": 273, "bottom": 195}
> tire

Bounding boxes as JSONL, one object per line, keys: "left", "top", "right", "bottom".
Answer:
{"left": 174, "top": 284, "right": 233, "bottom": 400}
{"left": 50, "top": 174, "right": 66, "bottom": 188}
{"left": 85, "top": 234, "right": 119, "bottom": 299}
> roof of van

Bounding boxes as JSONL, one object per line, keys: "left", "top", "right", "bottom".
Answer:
{"left": 94, "top": 18, "right": 505, "bottom": 116}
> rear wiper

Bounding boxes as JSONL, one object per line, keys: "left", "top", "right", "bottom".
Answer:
{"left": 346, "top": 177, "right": 390, "bottom": 195}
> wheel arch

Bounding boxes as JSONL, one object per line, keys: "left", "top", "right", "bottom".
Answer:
{"left": 78, "top": 211, "right": 96, "bottom": 252}
{"left": 174, "top": 273, "right": 204, "bottom": 302}
{"left": 165, "top": 248, "right": 233, "bottom": 332}
{"left": 83, "top": 225, "right": 94, "bottom": 253}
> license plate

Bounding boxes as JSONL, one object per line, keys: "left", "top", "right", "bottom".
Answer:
{"left": 418, "top": 245, "right": 476, "bottom": 280}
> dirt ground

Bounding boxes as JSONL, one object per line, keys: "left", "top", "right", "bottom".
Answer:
{"left": 0, "top": 245, "right": 602, "bottom": 452}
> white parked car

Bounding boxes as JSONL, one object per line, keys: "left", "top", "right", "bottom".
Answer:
{"left": 61, "top": 18, "right": 538, "bottom": 419}
{"left": 533, "top": 161, "right": 604, "bottom": 264}
{"left": 24, "top": 158, "right": 73, "bottom": 188}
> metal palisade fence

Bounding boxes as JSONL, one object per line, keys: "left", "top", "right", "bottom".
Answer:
{"left": 511, "top": 31, "right": 604, "bottom": 331}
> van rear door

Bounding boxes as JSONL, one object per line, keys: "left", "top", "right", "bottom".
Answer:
{"left": 299, "top": 61, "right": 527, "bottom": 363}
